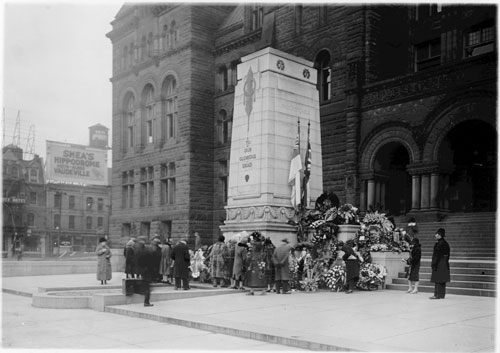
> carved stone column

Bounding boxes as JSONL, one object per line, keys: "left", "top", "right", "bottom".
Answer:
{"left": 411, "top": 175, "right": 421, "bottom": 210}
{"left": 420, "top": 174, "right": 430, "bottom": 209}
{"left": 430, "top": 173, "right": 440, "bottom": 209}
{"left": 367, "top": 179, "right": 376, "bottom": 210}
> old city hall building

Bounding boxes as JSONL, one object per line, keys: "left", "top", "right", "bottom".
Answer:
{"left": 106, "top": 4, "right": 496, "bottom": 246}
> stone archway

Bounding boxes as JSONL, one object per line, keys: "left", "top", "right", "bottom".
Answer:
{"left": 423, "top": 99, "right": 496, "bottom": 212}
{"left": 359, "top": 127, "right": 419, "bottom": 215}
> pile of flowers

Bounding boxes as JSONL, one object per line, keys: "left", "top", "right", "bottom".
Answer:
{"left": 322, "top": 264, "right": 346, "bottom": 292}
{"left": 356, "top": 263, "right": 386, "bottom": 290}
{"left": 356, "top": 211, "right": 409, "bottom": 253}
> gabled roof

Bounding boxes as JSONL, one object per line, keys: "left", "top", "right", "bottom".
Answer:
{"left": 114, "top": 4, "right": 135, "bottom": 20}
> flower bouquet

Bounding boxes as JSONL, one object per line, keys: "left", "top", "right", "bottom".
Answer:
{"left": 356, "top": 263, "right": 386, "bottom": 290}
{"left": 322, "top": 264, "right": 346, "bottom": 292}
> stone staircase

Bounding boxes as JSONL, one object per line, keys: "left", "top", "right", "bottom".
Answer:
{"left": 386, "top": 212, "right": 497, "bottom": 297}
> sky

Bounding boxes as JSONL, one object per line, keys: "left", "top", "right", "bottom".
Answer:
{"left": 2, "top": 1, "right": 122, "bottom": 163}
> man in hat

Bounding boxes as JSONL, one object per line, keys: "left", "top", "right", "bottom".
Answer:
{"left": 272, "top": 238, "right": 293, "bottom": 294}
{"left": 171, "top": 238, "right": 191, "bottom": 290}
{"left": 430, "top": 228, "right": 451, "bottom": 299}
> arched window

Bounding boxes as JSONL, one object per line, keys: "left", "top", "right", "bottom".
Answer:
{"left": 161, "top": 76, "right": 178, "bottom": 142}
{"left": 142, "top": 84, "right": 156, "bottom": 145}
{"left": 314, "top": 50, "right": 331, "bottom": 103}
{"left": 218, "top": 109, "right": 232, "bottom": 144}
{"left": 123, "top": 93, "right": 136, "bottom": 149}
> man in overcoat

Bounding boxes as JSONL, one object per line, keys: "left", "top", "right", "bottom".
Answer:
{"left": 430, "top": 228, "right": 451, "bottom": 299}
{"left": 272, "top": 238, "right": 293, "bottom": 294}
{"left": 171, "top": 238, "right": 191, "bottom": 290}
{"left": 137, "top": 238, "right": 162, "bottom": 306}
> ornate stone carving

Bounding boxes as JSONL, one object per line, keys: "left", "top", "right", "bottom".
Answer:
{"left": 302, "top": 68, "right": 310, "bottom": 79}
{"left": 225, "top": 205, "right": 296, "bottom": 223}
{"left": 276, "top": 59, "right": 285, "bottom": 71}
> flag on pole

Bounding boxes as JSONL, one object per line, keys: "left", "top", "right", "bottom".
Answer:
{"left": 301, "top": 122, "right": 311, "bottom": 208}
{"left": 288, "top": 120, "right": 302, "bottom": 208}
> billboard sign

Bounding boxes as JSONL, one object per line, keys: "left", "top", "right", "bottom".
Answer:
{"left": 46, "top": 141, "right": 108, "bottom": 186}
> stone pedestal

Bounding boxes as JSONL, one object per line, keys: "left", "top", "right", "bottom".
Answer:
{"left": 371, "top": 251, "right": 409, "bottom": 286}
{"left": 337, "top": 224, "right": 360, "bottom": 243}
{"left": 220, "top": 47, "right": 323, "bottom": 246}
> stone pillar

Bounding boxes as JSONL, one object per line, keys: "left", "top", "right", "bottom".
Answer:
{"left": 443, "top": 174, "right": 450, "bottom": 210}
{"left": 411, "top": 175, "right": 421, "bottom": 210}
{"left": 367, "top": 179, "right": 375, "bottom": 211}
{"left": 359, "top": 180, "right": 367, "bottom": 212}
{"left": 430, "top": 173, "right": 440, "bottom": 209}
{"left": 420, "top": 174, "right": 430, "bottom": 209}
{"left": 220, "top": 47, "right": 322, "bottom": 246}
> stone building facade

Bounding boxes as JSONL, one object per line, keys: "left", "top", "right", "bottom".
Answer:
{"left": 107, "top": 4, "right": 496, "bottom": 246}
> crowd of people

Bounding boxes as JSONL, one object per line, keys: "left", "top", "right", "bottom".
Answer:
{"left": 96, "top": 222, "right": 451, "bottom": 306}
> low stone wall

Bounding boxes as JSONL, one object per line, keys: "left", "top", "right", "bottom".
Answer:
{"left": 2, "top": 249, "right": 125, "bottom": 277}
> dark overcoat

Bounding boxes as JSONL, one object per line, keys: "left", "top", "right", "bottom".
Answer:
{"left": 342, "top": 245, "right": 360, "bottom": 283}
{"left": 171, "top": 241, "right": 190, "bottom": 278}
{"left": 123, "top": 246, "right": 135, "bottom": 275}
{"left": 138, "top": 244, "right": 162, "bottom": 279}
{"left": 232, "top": 243, "right": 249, "bottom": 281}
{"left": 407, "top": 244, "right": 421, "bottom": 281}
{"left": 272, "top": 243, "right": 292, "bottom": 281}
{"left": 430, "top": 238, "right": 450, "bottom": 283}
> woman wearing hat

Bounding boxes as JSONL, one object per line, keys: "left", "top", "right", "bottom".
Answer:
{"left": 96, "top": 237, "right": 112, "bottom": 285}
{"left": 272, "top": 238, "right": 293, "bottom": 294}
{"left": 430, "top": 228, "right": 450, "bottom": 299}
{"left": 405, "top": 237, "right": 421, "bottom": 294}
{"left": 232, "top": 236, "right": 249, "bottom": 290}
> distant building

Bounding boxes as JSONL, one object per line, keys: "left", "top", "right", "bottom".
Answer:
{"left": 106, "top": 4, "right": 496, "bottom": 246}
{"left": 2, "top": 145, "right": 46, "bottom": 257}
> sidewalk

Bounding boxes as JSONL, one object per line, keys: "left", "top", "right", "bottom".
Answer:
{"left": 2, "top": 273, "right": 497, "bottom": 352}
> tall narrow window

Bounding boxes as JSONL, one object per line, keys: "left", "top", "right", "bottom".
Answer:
{"left": 218, "top": 65, "right": 228, "bottom": 91}
{"left": 97, "top": 217, "right": 104, "bottom": 228}
{"left": 315, "top": 50, "right": 332, "bottom": 103}
{"left": 162, "top": 24, "right": 168, "bottom": 51}
{"left": 54, "top": 214, "right": 61, "bottom": 229}
{"left": 30, "top": 192, "right": 37, "bottom": 205}
{"left": 54, "top": 193, "right": 61, "bottom": 208}
{"left": 86, "top": 216, "right": 92, "bottom": 230}
{"left": 123, "top": 93, "right": 136, "bottom": 149}
{"left": 160, "top": 162, "right": 176, "bottom": 205}
{"left": 162, "top": 76, "right": 178, "bottom": 142}
{"left": 171, "top": 21, "right": 178, "bottom": 44}
{"left": 29, "top": 169, "right": 38, "bottom": 183}
{"left": 147, "top": 32, "right": 153, "bottom": 56}
{"left": 123, "top": 46, "right": 128, "bottom": 69}
{"left": 220, "top": 160, "right": 229, "bottom": 204}
{"left": 69, "top": 195, "right": 75, "bottom": 209}
{"left": 129, "top": 43, "right": 135, "bottom": 67}
{"left": 122, "top": 223, "right": 131, "bottom": 238}
{"left": 69, "top": 215, "right": 75, "bottom": 229}
{"left": 97, "top": 198, "right": 104, "bottom": 211}
{"left": 141, "top": 36, "right": 147, "bottom": 61}
{"left": 86, "top": 197, "right": 94, "bottom": 210}
{"left": 142, "top": 85, "right": 155, "bottom": 145}
{"left": 251, "top": 5, "right": 264, "bottom": 31}
{"left": 218, "top": 110, "right": 232, "bottom": 144}
{"left": 27, "top": 213, "right": 35, "bottom": 227}
{"left": 415, "top": 38, "right": 441, "bottom": 71}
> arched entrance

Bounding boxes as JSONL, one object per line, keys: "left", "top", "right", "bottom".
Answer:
{"left": 373, "top": 142, "right": 412, "bottom": 216}
{"left": 439, "top": 120, "right": 496, "bottom": 212}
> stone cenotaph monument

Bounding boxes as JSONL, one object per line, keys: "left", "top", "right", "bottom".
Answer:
{"left": 220, "top": 47, "right": 323, "bottom": 245}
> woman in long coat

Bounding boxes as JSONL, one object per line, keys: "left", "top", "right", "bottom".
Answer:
{"left": 272, "top": 238, "right": 293, "bottom": 294}
{"left": 123, "top": 238, "right": 135, "bottom": 278}
{"left": 430, "top": 228, "right": 450, "bottom": 299}
{"left": 96, "top": 237, "right": 112, "bottom": 284}
{"left": 342, "top": 240, "right": 363, "bottom": 294}
{"left": 406, "top": 237, "right": 421, "bottom": 294}
{"left": 209, "top": 235, "right": 228, "bottom": 287}
{"left": 232, "top": 237, "right": 249, "bottom": 290}
{"left": 159, "top": 239, "right": 173, "bottom": 284}
{"left": 263, "top": 237, "right": 276, "bottom": 292}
